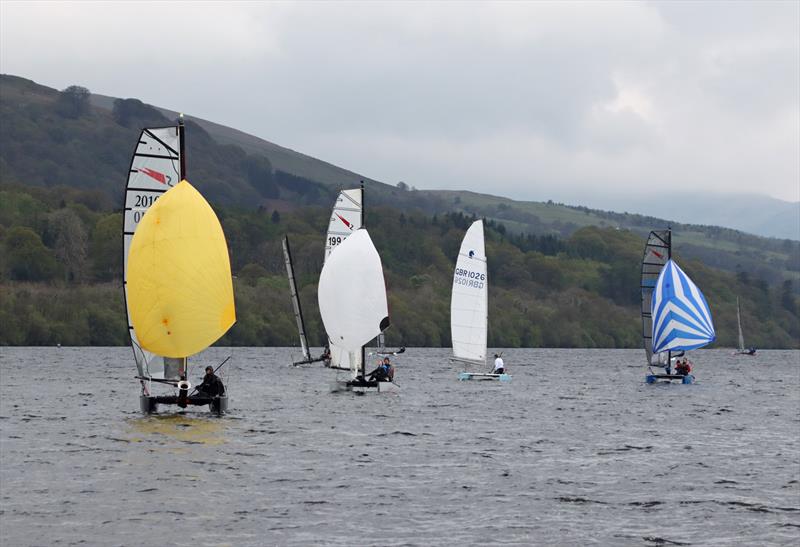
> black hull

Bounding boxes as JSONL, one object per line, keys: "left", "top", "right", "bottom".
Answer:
{"left": 139, "top": 395, "right": 228, "bottom": 415}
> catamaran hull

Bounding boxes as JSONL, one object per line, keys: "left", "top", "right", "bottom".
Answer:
{"left": 458, "top": 372, "right": 512, "bottom": 382}
{"left": 139, "top": 395, "right": 228, "bottom": 414}
{"left": 645, "top": 374, "right": 694, "bottom": 385}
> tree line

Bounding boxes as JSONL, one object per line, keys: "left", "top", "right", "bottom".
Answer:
{"left": 0, "top": 183, "right": 797, "bottom": 348}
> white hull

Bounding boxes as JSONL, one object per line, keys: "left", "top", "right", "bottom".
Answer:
{"left": 332, "top": 380, "right": 400, "bottom": 393}
{"left": 458, "top": 372, "right": 512, "bottom": 382}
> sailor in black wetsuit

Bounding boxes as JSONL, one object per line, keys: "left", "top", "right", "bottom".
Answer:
{"left": 367, "top": 358, "right": 393, "bottom": 382}
{"left": 196, "top": 366, "right": 225, "bottom": 397}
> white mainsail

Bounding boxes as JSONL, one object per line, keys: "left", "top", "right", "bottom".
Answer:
{"left": 123, "top": 126, "right": 182, "bottom": 380}
{"left": 324, "top": 188, "right": 363, "bottom": 370}
{"left": 318, "top": 229, "right": 389, "bottom": 378}
{"left": 450, "top": 220, "right": 488, "bottom": 366}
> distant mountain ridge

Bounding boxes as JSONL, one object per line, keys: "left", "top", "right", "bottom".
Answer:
{"left": 566, "top": 192, "right": 799, "bottom": 241}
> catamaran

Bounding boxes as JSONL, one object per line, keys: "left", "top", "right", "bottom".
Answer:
{"left": 734, "top": 297, "right": 757, "bottom": 355}
{"left": 641, "top": 229, "right": 715, "bottom": 384}
{"left": 124, "top": 120, "right": 236, "bottom": 413}
{"left": 451, "top": 219, "right": 511, "bottom": 382}
{"left": 318, "top": 228, "right": 398, "bottom": 393}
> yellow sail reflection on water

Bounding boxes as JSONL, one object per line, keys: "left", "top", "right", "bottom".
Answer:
{"left": 127, "top": 180, "right": 236, "bottom": 358}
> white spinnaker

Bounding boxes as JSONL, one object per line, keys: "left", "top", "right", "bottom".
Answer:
{"left": 451, "top": 220, "right": 488, "bottom": 366}
{"left": 324, "top": 188, "right": 363, "bottom": 370}
{"left": 123, "top": 126, "right": 181, "bottom": 380}
{"left": 318, "top": 229, "right": 389, "bottom": 377}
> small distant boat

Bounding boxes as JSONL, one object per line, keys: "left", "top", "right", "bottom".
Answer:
{"left": 450, "top": 219, "right": 511, "bottom": 382}
{"left": 124, "top": 121, "right": 236, "bottom": 413}
{"left": 641, "top": 229, "right": 715, "bottom": 384}
{"left": 733, "top": 297, "right": 757, "bottom": 356}
{"left": 318, "top": 227, "right": 397, "bottom": 393}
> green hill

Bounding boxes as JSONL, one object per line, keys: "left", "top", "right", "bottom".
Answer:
{"left": 0, "top": 74, "right": 798, "bottom": 348}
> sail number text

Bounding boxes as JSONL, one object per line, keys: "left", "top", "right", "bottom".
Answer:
{"left": 130, "top": 194, "right": 159, "bottom": 223}
{"left": 328, "top": 236, "right": 343, "bottom": 247}
{"left": 454, "top": 268, "right": 485, "bottom": 289}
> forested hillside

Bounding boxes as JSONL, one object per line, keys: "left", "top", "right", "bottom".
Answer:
{"left": 1, "top": 183, "right": 797, "bottom": 348}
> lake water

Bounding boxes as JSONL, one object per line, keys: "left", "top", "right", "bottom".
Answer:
{"left": 1, "top": 347, "right": 798, "bottom": 546}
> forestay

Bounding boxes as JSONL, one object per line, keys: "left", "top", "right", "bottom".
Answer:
{"left": 651, "top": 259, "right": 716, "bottom": 353}
{"left": 127, "top": 180, "right": 236, "bottom": 358}
{"left": 640, "top": 229, "right": 670, "bottom": 366}
{"left": 318, "top": 229, "right": 389, "bottom": 376}
{"left": 123, "top": 126, "right": 181, "bottom": 379}
{"left": 324, "top": 188, "right": 363, "bottom": 370}
{"left": 451, "top": 220, "right": 488, "bottom": 366}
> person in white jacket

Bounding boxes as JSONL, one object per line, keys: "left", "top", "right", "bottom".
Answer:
{"left": 491, "top": 354, "right": 505, "bottom": 374}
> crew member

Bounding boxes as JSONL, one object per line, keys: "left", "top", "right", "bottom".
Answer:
{"left": 675, "top": 358, "right": 692, "bottom": 376}
{"left": 368, "top": 357, "right": 393, "bottom": 382}
{"left": 196, "top": 366, "right": 225, "bottom": 397}
{"left": 491, "top": 353, "right": 505, "bottom": 374}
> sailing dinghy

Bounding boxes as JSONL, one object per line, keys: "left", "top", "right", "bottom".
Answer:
{"left": 641, "top": 229, "right": 715, "bottom": 384}
{"left": 124, "top": 121, "right": 236, "bottom": 413}
{"left": 451, "top": 219, "right": 511, "bottom": 382}
{"left": 733, "top": 297, "right": 756, "bottom": 355}
{"left": 318, "top": 229, "right": 397, "bottom": 393}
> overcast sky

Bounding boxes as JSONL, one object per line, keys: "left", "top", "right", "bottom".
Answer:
{"left": 1, "top": 1, "right": 798, "bottom": 205}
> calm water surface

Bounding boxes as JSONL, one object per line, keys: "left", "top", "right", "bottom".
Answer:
{"left": 1, "top": 347, "right": 798, "bottom": 546}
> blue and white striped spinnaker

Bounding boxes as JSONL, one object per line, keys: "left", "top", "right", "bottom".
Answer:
{"left": 651, "top": 260, "right": 715, "bottom": 353}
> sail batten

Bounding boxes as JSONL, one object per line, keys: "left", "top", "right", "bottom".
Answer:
{"left": 451, "top": 220, "right": 488, "bottom": 365}
{"left": 651, "top": 259, "right": 715, "bottom": 354}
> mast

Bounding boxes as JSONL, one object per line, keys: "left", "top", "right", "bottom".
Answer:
{"left": 360, "top": 180, "right": 366, "bottom": 380}
{"left": 179, "top": 115, "right": 186, "bottom": 180}
{"left": 666, "top": 227, "right": 672, "bottom": 369}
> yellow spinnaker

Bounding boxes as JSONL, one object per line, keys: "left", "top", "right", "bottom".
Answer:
{"left": 127, "top": 180, "right": 236, "bottom": 358}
